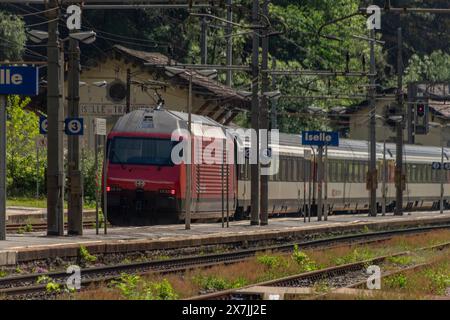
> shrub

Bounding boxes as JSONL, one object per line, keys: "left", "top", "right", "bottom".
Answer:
{"left": 257, "top": 255, "right": 283, "bottom": 269}
{"left": 112, "top": 273, "right": 141, "bottom": 299}
{"left": 79, "top": 245, "right": 97, "bottom": 264}
{"left": 291, "top": 245, "right": 317, "bottom": 272}
{"left": 146, "top": 279, "right": 178, "bottom": 300}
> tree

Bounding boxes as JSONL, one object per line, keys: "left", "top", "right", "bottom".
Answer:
{"left": 6, "top": 96, "right": 44, "bottom": 196}
{"left": 403, "top": 50, "right": 450, "bottom": 83}
{"left": 0, "top": 11, "right": 26, "bottom": 61}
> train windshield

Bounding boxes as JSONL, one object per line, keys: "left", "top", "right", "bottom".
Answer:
{"left": 109, "top": 137, "right": 175, "bottom": 166}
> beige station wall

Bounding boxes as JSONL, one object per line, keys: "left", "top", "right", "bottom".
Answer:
{"left": 348, "top": 100, "right": 448, "bottom": 147}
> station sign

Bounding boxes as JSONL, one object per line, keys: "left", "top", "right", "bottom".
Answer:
{"left": 432, "top": 162, "right": 450, "bottom": 170}
{"left": 65, "top": 118, "right": 84, "bottom": 135}
{"left": 0, "top": 66, "right": 39, "bottom": 96}
{"left": 302, "top": 131, "right": 339, "bottom": 147}
{"left": 39, "top": 116, "right": 48, "bottom": 134}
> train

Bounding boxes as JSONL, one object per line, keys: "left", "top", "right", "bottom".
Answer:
{"left": 104, "top": 108, "right": 449, "bottom": 225}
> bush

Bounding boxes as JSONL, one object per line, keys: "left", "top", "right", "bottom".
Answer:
{"left": 6, "top": 96, "right": 45, "bottom": 197}
{"left": 81, "top": 150, "right": 102, "bottom": 203}
{"left": 291, "top": 245, "right": 317, "bottom": 272}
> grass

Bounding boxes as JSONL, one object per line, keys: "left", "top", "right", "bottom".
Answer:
{"left": 71, "top": 230, "right": 450, "bottom": 300}
{"left": 6, "top": 197, "right": 96, "bottom": 209}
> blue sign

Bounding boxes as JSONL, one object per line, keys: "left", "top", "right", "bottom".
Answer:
{"left": 0, "top": 66, "right": 39, "bottom": 96}
{"left": 39, "top": 116, "right": 48, "bottom": 135}
{"left": 302, "top": 131, "right": 339, "bottom": 146}
{"left": 65, "top": 118, "right": 84, "bottom": 135}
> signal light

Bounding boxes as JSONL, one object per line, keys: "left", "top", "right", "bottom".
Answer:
{"left": 417, "top": 104, "right": 425, "bottom": 117}
{"left": 159, "top": 188, "right": 176, "bottom": 195}
{"left": 106, "top": 186, "right": 111, "bottom": 192}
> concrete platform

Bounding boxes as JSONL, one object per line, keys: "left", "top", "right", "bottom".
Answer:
{"left": 6, "top": 207, "right": 96, "bottom": 224}
{"left": 1, "top": 211, "right": 450, "bottom": 266}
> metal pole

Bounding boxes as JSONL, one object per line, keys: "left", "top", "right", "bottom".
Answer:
{"left": 303, "top": 157, "right": 306, "bottom": 223}
{"left": 200, "top": 16, "right": 208, "bottom": 65}
{"left": 185, "top": 72, "right": 192, "bottom": 230}
{"left": 0, "top": 95, "right": 6, "bottom": 240}
{"left": 260, "top": 0, "right": 269, "bottom": 226}
{"left": 317, "top": 145, "right": 323, "bottom": 221}
{"left": 46, "top": 0, "right": 64, "bottom": 236}
{"left": 271, "top": 57, "right": 277, "bottom": 129}
{"left": 225, "top": 0, "right": 233, "bottom": 86}
{"left": 95, "top": 133, "right": 99, "bottom": 235}
{"left": 67, "top": 37, "right": 83, "bottom": 235}
{"left": 440, "top": 135, "right": 444, "bottom": 214}
{"left": 226, "top": 154, "right": 230, "bottom": 228}
{"left": 126, "top": 68, "right": 131, "bottom": 113}
{"left": 324, "top": 145, "right": 328, "bottom": 221}
{"left": 368, "top": 28, "right": 377, "bottom": 217}
{"left": 382, "top": 139, "right": 386, "bottom": 216}
{"left": 308, "top": 152, "right": 312, "bottom": 222}
{"left": 395, "top": 28, "right": 404, "bottom": 216}
{"left": 103, "top": 135, "right": 108, "bottom": 234}
{"left": 250, "top": 0, "right": 260, "bottom": 226}
{"left": 36, "top": 141, "right": 39, "bottom": 199}
{"left": 221, "top": 138, "right": 225, "bottom": 228}
{"left": 407, "top": 84, "right": 414, "bottom": 144}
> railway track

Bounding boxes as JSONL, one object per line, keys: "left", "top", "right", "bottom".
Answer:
{"left": 189, "top": 241, "right": 450, "bottom": 300}
{"left": 0, "top": 224, "right": 449, "bottom": 299}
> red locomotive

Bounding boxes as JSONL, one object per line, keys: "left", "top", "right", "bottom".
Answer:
{"left": 105, "top": 108, "right": 235, "bottom": 225}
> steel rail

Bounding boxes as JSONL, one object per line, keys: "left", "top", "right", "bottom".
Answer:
{"left": 188, "top": 240, "right": 450, "bottom": 300}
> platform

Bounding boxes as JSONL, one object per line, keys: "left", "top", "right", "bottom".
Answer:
{"left": 6, "top": 207, "right": 96, "bottom": 224}
{"left": 1, "top": 210, "right": 450, "bottom": 266}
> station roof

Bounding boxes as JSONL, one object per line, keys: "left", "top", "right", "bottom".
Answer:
{"left": 111, "top": 45, "right": 249, "bottom": 110}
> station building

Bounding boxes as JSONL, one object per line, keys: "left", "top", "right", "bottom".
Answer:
{"left": 340, "top": 84, "right": 450, "bottom": 147}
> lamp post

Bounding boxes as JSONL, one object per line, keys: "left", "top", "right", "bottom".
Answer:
{"left": 164, "top": 67, "right": 217, "bottom": 229}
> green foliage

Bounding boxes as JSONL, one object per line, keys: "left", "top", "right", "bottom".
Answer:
{"left": 79, "top": 246, "right": 97, "bottom": 264}
{"left": 112, "top": 273, "right": 141, "bottom": 299}
{"left": 193, "top": 275, "right": 247, "bottom": 291}
{"left": 388, "top": 255, "right": 413, "bottom": 266}
{"left": 0, "top": 270, "right": 7, "bottom": 278}
{"left": 113, "top": 274, "right": 178, "bottom": 300}
{"left": 403, "top": 50, "right": 450, "bottom": 84}
{"left": 36, "top": 275, "right": 51, "bottom": 284}
{"left": 385, "top": 274, "right": 408, "bottom": 289}
{"left": 257, "top": 254, "right": 284, "bottom": 269}
{"left": 6, "top": 96, "right": 44, "bottom": 197}
{"left": 424, "top": 267, "right": 450, "bottom": 295}
{"left": 45, "top": 281, "right": 61, "bottom": 294}
{"left": 291, "top": 245, "right": 317, "bottom": 272}
{"left": 334, "top": 247, "right": 375, "bottom": 265}
{"left": 81, "top": 150, "right": 102, "bottom": 203}
{"left": 0, "top": 11, "right": 26, "bottom": 60}
{"left": 144, "top": 279, "right": 179, "bottom": 300}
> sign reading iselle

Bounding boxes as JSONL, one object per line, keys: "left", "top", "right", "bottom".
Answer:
{"left": 302, "top": 131, "right": 339, "bottom": 147}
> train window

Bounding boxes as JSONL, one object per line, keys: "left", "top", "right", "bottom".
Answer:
{"left": 425, "top": 164, "right": 431, "bottom": 182}
{"left": 109, "top": 137, "right": 175, "bottom": 166}
{"left": 328, "top": 160, "right": 334, "bottom": 182}
{"left": 298, "top": 159, "right": 303, "bottom": 181}
{"left": 418, "top": 164, "right": 423, "bottom": 182}
{"left": 292, "top": 158, "right": 298, "bottom": 181}
{"left": 336, "top": 161, "right": 342, "bottom": 183}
